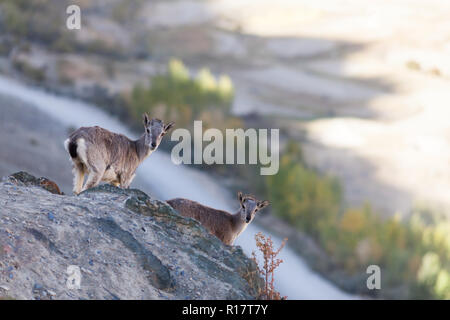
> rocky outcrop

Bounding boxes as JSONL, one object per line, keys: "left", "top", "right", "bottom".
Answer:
{"left": 0, "top": 172, "right": 263, "bottom": 300}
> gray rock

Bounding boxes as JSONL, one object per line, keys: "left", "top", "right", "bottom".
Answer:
{"left": 0, "top": 172, "right": 263, "bottom": 300}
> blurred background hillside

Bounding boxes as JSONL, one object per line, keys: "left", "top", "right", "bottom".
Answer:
{"left": 0, "top": 0, "right": 449, "bottom": 299}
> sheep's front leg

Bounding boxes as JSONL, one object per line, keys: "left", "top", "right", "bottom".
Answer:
{"left": 120, "top": 173, "right": 136, "bottom": 189}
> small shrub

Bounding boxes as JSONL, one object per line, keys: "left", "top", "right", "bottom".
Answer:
{"left": 13, "top": 59, "right": 46, "bottom": 83}
{"left": 406, "top": 60, "right": 421, "bottom": 71}
{"left": 0, "top": 2, "right": 28, "bottom": 36}
{"left": 266, "top": 141, "right": 341, "bottom": 238}
{"left": 251, "top": 232, "right": 287, "bottom": 300}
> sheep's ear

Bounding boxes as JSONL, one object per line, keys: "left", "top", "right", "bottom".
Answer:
{"left": 164, "top": 121, "right": 175, "bottom": 133}
{"left": 143, "top": 113, "right": 150, "bottom": 126}
{"left": 258, "top": 200, "right": 270, "bottom": 210}
{"left": 238, "top": 191, "right": 243, "bottom": 204}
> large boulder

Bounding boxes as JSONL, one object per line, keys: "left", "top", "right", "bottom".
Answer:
{"left": 0, "top": 172, "right": 263, "bottom": 300}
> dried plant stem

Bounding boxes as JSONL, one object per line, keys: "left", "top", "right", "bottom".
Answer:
{"left": 251, "top": 232, "right": 287, "bottom": 300}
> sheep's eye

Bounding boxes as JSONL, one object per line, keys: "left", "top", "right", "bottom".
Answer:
{"left": 146, "top": 129, "right": 150, "bottom": 134}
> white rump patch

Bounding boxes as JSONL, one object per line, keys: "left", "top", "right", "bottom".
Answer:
{"left": 77, "top": 138, "right": 88, "bottom": 165}
{"left": 64, "top": 139, "right": 70, "bottom": 152}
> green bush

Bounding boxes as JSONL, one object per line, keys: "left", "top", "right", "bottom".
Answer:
{"left": 13, "top": 59, "right": 46, "bottom": 82}
{"left": 266, "top": 142, "right": 341, "bottom": 238}
{"left": 1, "top": 2, "right": 28, "bottom": 36}
{"left": 0, "top": 0, "right": 66, "bottom": 43}
{"left": 128, "top": 58, "right": 235, "bottom": 130}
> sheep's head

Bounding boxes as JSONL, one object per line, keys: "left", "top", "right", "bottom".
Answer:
{"left": 143, "top": 113, "right": 175, "bottom": 151}
{"left": 238, "top": 191, "right": 269, "bottom": 223}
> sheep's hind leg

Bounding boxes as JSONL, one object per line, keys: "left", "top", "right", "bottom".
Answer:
{"left": 72, "top": 162, "right": 86, "bottom": 195}
{"left": 111, "top": 181, "right": 120, "bottom": 187}
{"left": 81, "top": 167, "right": 104, "bottom": 192}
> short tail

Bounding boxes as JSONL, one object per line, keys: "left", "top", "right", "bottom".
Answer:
{"left": 64, "top": 138, "right": 78, "bottom": 158}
